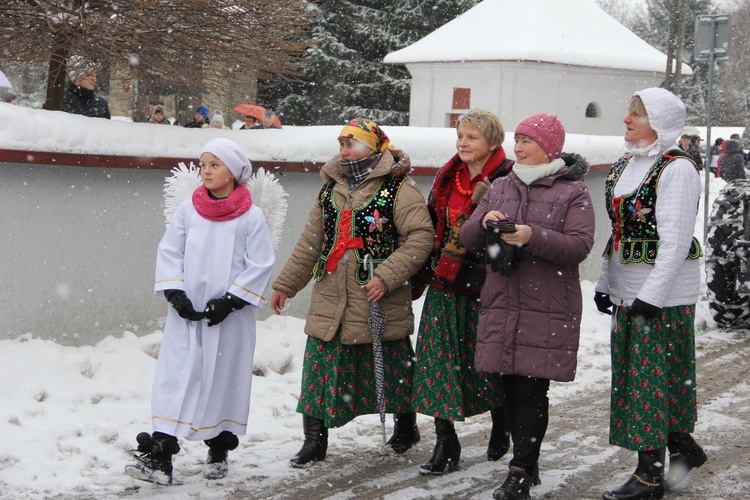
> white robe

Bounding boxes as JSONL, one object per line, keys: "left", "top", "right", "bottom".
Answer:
{"left": 152, "top": 200, "right": 275, "bottom": 441}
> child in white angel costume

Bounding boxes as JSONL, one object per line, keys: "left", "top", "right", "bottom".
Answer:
{"left": 127, "top": 138, "right": 280, "bottom": 484}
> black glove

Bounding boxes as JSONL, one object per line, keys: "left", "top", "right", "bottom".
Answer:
{"left": 594, "top": 292, "right": 613, "bottom": 315}
{"left": 165, "top": 290, "right": 205, "bottom": 321}
{"left": 486, "top": 218, "right": 524, "bottom": 276}
{"left": 628, "top": 298, "right": 661, "bottom": 321}
{"left": 497, "top": 242, "right": 523, "bottom": 276}
{"left": 204, "top": 293, "right": 247, "bottom": 327}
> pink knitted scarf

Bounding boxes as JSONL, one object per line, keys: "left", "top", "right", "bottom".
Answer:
{"left": 192, "top": 184, "right": 252, "bottom": 221}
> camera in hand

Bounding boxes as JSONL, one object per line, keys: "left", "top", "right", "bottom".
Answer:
{"left": 486, "top": 218, "right": 516, "bottom": 234}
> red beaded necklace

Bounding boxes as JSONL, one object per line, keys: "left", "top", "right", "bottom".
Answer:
{"left": 454, "top": 169, "right": 473, "bottom": 196}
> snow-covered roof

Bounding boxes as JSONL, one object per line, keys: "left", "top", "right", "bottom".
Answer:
{"left": 384, "top": 0, "right": 692, "bottom": 75}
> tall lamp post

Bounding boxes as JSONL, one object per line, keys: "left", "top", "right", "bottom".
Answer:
{"left": 694, "top": 15, "right": 731, "bottom": 245}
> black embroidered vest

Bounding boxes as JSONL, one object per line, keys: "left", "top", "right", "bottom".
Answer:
{"left": 313, "top": 176, "right": 406, "bottom": 284}
{"left": 603, "top": 149, "right": 702, "bottom": 264}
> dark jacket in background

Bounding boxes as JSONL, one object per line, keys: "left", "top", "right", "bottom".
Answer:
{"left": 184, "top": 119, "right": 209, "bottom": 129}
{"left": 686, "top": 143, "right": 703, "bottom": 170}
{"left": 719, "top": 139, "right": 747, "bottom": 182}
{"left": 63, "top": 83, "right": 111, "bottom": 119}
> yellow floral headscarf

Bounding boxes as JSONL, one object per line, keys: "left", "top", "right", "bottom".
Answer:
{"left": 339, "top": 118, "right": 394, "bottom": 153}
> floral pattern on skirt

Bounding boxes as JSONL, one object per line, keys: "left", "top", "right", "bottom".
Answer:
{"left": 412, "top": 287, "right": 504, "bottom": 421}
{"left": 296, "top": 331, "right": 415, "bottom": 429}
{"left": 609, "top": 304, "right": 698, "bottom": 451}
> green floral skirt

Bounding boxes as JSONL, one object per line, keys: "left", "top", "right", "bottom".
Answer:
{"left": 296, "top": 331, "right": 415, "bottom": 428}
{"left": 412, "top": 287, "right": 504, "bottom": 421}
{"left": 609, "top": 304, "right": 698, "bottom": 451}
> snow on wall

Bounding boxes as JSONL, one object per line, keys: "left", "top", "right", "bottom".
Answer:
{"left": 0, "top": 102, "right": 626, "bottom": 167}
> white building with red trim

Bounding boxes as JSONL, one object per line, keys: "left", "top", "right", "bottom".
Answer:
{"left": 384, "top": 0, "right": 691, "bottom": 135}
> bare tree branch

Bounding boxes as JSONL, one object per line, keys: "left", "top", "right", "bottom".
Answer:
{"left": 0, "top": 0, "right": 311, "bottom": 109}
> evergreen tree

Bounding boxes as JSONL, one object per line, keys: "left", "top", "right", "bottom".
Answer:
{"left": 260, "top": 0, "right": 478, "bottom": 126}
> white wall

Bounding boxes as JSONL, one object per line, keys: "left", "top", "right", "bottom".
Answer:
{"left": 406, "top": 61, "right": 664, "bottom": 135}
{"left": 0, "top": 162, "right": 610, "bottom": 346}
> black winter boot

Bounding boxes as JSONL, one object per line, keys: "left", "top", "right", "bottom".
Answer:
{"left": 487, "top": 406, "right": 511, "bottom": 461}
{"left": 125, "top": 431, "right": 181, "bottom": 485}
{"left": 493, "top": 466, "right": 531, "bottom": 500}
{"left": 602, "top": 448, "right": 666, "bottom": 500}
{"left": 527, "top": 463, "right": 542, "bottom": 487}
{"left": 203, "top": 431, "right": 240, "bottom": 479}
{"left": 665, "top": 432, "right": 707, "bottom": 490}
{"left": 419, "top": 418, "right": 461, "bottom": 475}
{"left": 383, "top": 412, "right": 420, "bottom": 455}
{"left": 289, "top": 415, "right": 328, "bottom": 468}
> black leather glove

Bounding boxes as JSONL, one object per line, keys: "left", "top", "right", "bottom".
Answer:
{"left": 629, "top": 298, "right": 661, "bottom": 321}
{"left": 165, "top": 290, "right": 205, "bottom": 321}
{"left": 594, "top": 292, "right": 613, "bottom": 315}
{"left": 500, "top": 243, "right": 524, "bottom": 276}
{"left": 486, "top": 219, "right": 524, "bottom": 276}
{"left": 204, "top": 293, "right": 247, "bottom": 327}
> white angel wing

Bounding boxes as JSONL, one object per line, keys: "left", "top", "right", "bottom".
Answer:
{"left": 248, "top": 167, "right": 288, "bottom": 250}
{"left": 162, "top": 163, "right": 288, "bottom": 249}
{"left": 163, "top": 162, "right": 202, "bottom": 225}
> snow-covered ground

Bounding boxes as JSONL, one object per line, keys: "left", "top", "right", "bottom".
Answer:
{"left": 0, "top": 103, "right": 744, "bottom": 498}
{"left": 0, "top": 258, "right": 737, "bottom": 499}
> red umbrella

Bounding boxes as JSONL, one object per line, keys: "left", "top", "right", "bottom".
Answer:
{"left": 232, "top": 104, "right": 282, "bottom": 127}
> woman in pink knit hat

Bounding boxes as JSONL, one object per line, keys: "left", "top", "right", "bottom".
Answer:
{"left": 460, "top": 114, "right": 596, "bottom": 500}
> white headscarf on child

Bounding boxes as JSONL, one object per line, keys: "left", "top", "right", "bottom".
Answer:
{"left": 200, "top": 138, "right": 253, "bottom": 184}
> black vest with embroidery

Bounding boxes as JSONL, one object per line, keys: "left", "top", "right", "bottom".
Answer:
{"left": 603, "top": 149, "right": 703, "bottom": 264}
{"left": 312, "top": 176, "right": 406, "bottom": 285}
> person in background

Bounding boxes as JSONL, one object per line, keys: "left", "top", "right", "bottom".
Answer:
{"left": 269, "top": 118, "right": 434, "bottom": 468}
{"left": 127, "top": 138, "right": 275, "bottom": 485}
{"left": 251, "top": 109, "right": 281, "bottom": 129}
{"left": 148, "top": 104, "right": 169, "bottom": 125}
{"left": 239, "top": 113, "right": 259, "bottom": 129}
{"left": 184, "top": 105, "right": 210, "bottom": 128}
{"left": 0, "top": 86, "right": 17, "bottom": 104}
{"left": 729, "top": 132, "right": 750, "bottom": 162}
{"left": 595, "top": 88, "right": 706, "bottom": 500}
{"left": 688, "top": 136, "right": 704, "bottom": 170}
{"left": 717, "top": 138, "right": 746, "bottom": 182}
{"left": 410, "top": 109, "right": 513, "bottom": 476}
{"left": 678, "top": 133, "right": 691, "bottom": 151}
{"left": 0, "top": 69, "right": 17, "bottom": 104}
{"left": 710, "top": 137, "right": 723, "bottom": 174}
{"left": 63, "top": 64, "right": 111, "bottom": 119}
{"left": 461, "top": 114, "right": 595, "bottom": 500}
{"left": 144, "top": 100, "right": 164, "bottom": 122}
{"left": 210, "top": 110, "right": 230, "bottom": 130}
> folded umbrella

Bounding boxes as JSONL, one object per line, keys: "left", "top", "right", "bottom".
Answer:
{"left": 364, "top": 254, "right": 387, "bottom": 444}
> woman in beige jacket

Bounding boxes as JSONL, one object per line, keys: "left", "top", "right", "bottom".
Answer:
{"left": 271, "top": 118, "right": 434, "bottom": 467}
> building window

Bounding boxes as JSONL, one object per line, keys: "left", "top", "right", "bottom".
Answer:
{"left": 453, "top": 88, "right": 471, "bottom": 110}
{"left": 448, "top": 88, "right": 471, "bottom": 127}
{"left": 586, "top": 102, "right": 599, "bottom": 118}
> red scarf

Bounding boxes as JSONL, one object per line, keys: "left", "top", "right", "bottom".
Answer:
{"left": 192, "top": 184, "right": 253, "bottom": 221}
{"left": 428, "top": 148, "right": 512, "bottom": 289}
{"left": 411, "top": 148, "right": 513, "bottom": 299}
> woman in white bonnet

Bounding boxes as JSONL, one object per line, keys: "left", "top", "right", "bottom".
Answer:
{"left": 126, "top": 138, "right": 275, "bottom": 484}
{"left": 596, "top": 88, "right": 706, "bottom": 500}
